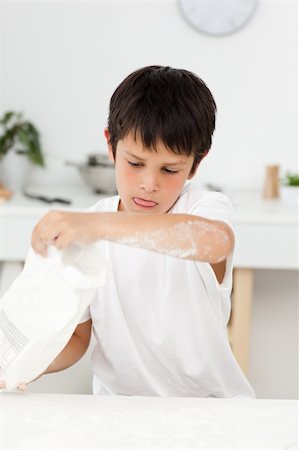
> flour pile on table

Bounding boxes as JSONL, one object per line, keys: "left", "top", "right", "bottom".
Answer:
{"left": 0, "top": 244, "right": 106, "bottom": 391}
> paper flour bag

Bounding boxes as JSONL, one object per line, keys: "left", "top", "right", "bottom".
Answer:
{"left": 0, "top": 244, "right": 106, "bottom": 391}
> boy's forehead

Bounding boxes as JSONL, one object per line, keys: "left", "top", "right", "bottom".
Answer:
{"left": 118, "top": 132, "right": 191, "bottom": 161}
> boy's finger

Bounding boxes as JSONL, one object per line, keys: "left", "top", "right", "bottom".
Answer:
{"left": 31, "top": 238, "right": 48, "bottom": 256}
{"left": 0, "top": 380, "right": 28, "bottom": 391}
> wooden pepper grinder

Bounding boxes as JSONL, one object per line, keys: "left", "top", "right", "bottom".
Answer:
{"left": 263, "top": 165, "right": 280, "bottom": 199}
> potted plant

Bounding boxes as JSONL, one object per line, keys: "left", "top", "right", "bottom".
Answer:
{"left": 0, "top": 111, "right": 45, "bottom": 190}
{"left": 280, "top": 171, "right": 299, "bottom": 205}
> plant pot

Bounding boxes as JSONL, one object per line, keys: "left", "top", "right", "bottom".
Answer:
{"left": 280, "top": 185, "right": 299, "bottom": 205}
{"left": 0, "top": 151, "right": 32, "bottom": 192}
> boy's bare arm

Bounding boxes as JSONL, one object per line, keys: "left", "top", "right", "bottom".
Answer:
{"left": 32, "top": 211, "right": 234, "bottom": 264}
{"left": 44, "top": 319, "right": 92, "bottom": 374}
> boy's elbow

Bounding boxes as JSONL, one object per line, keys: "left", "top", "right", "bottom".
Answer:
{"left": 212, "top": 221, "right": 235, "bottom": 263}
{"left": 194, "top": 220, "right": 234, "bottom": 263}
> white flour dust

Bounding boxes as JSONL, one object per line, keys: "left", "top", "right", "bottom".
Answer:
{"left": 116, "top": 220, "right": 229, "bottom": 262}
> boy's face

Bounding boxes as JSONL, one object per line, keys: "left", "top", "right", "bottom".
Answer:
{"left": 105, "top": 130, "right": 198, "bottom": 214}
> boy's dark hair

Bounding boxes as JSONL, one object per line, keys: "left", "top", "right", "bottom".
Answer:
{"left": 107, "top": 65, "right": 217, "bottom": 174}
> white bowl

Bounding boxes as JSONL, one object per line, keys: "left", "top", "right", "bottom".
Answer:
{"left": 78, "top": 165, "right": 117, "bottom": 194}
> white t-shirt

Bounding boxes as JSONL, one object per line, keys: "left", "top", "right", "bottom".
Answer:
{"left": 82, "top": 183, "right": 255, "bottom": 398}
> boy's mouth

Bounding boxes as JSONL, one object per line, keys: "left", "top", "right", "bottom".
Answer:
{"left": 133, "top": 197, "right": 158, "bottom": 208}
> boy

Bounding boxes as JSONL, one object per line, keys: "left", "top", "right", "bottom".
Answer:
{"left": 22, "top": 66, "right": 255, "bottom": 397}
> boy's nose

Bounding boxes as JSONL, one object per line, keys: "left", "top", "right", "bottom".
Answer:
{"left": 139, "top": 175, "right": 160, "bottom": 193}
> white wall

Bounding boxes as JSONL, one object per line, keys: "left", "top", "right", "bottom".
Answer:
{"left": 0, "top": 1, "right": 298, "bottom": 399}
{"left": 0, "top": 6, "right": 3, "bottom": 115}
{"left": 1, "top": 1, "right": 297, "bottom": 189}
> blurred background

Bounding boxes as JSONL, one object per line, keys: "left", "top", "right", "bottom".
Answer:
{"left": 0, "top": 0, "right": 297, "bottom": 399}
{"left": 0, "top": 0, "right": 297, "bottom": 189}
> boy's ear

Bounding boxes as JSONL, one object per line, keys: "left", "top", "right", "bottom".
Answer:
{"left": 104, "top": 128, "right": 115, "bottom": 163}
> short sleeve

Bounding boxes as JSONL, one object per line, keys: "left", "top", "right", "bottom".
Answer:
{"left": 172, "top": 185, "right": 235, "bottom": 292}
{"left": 173, "top": 185, "right": 234, "bottom": 229}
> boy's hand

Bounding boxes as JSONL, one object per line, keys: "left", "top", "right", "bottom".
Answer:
{"left": 32, "top": 211, "right": 99, "bottom": 256}
{"left": 0, "top": 369, "right": 47, "bottom": 392}
{"left": 0, "top": 379, "right": 28, "bottom": 392}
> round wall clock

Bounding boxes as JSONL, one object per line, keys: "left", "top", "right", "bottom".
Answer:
{"left": 178, "top": 0, "right": 258, "bottom": 36}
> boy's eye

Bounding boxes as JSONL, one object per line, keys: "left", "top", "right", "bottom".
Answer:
{"left": 127, "top": 160, "right": 178, "bottom": 174}
{"left": 128, "top": 161, "right": 142, "bottom": 167}
{"left": 163, "top": 168, "right": 179, "bottom": 174}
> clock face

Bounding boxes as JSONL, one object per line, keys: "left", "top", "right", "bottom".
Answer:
{"left": 178, "top": 0, "right": 258, "bottom": 36}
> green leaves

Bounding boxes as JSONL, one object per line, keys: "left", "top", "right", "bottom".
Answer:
{"left": 0, "top": 111, "right": 18, "bottom": 126}
{"left": 283, "top": 172, "right": 299, "bottom": 186}
{"left": 0, "top": 133, "right": 13, "bottom": 157}
{"left": 0, "top": 111, "right": 45, "bottom": 166}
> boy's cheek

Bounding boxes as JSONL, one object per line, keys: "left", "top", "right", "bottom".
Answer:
{"left": 115, "top": 166, "right": 135, "bottom": 185}
{"left": 165, "top": 174, "right": 188, "bottom": 191}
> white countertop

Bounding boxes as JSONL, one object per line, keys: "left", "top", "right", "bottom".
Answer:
{"left": 0, "top": 393, "right": 297, "bottom": 450}
{"left": 0, "top": 185, "right": 104, "bottom": 217}
{"left": 0, "top": 185, "right": 297, "bottom": 224}
{"left": 230, "top": 190, "right": 298, "bottom": 225}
